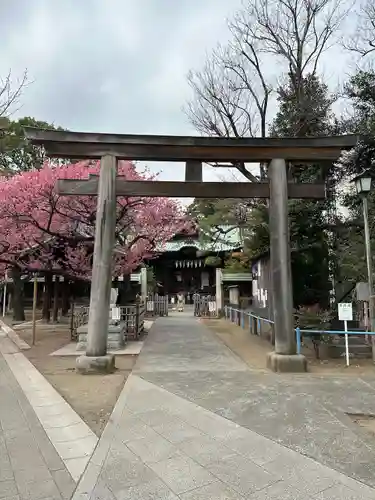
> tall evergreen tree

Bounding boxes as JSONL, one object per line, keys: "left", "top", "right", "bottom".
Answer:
{"left": 246, "top": 74, "right": 338, "bottom": 307}
{"left": 333, "top": 69, "right": 375, "bottom": 284}
{"left": 0, "top": 116, "right": 65, "bottom": 175}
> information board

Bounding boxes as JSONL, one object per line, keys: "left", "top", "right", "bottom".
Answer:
{"left": 338, "top": 303, "right": 353, "bottom": 322}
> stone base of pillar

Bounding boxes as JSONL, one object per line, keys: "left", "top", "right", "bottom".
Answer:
{"left": 76, "top": 323, "right": 126, "bottom": 351}
{"left": 76, "top": 354, "right": 115, "bottom": 374}
{"left": 267, "top": 352, "right": 307, "bottom": 373}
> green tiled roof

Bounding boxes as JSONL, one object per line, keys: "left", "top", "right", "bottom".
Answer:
{"left": 156, "top": 226, "right": 242, "bottom": 253}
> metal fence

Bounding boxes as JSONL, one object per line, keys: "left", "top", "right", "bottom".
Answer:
{"left": 146, "top": 294, "right": 169, "bottom": 316}
{"left": 120, "top": 301, "right": 145, "bottom": 340}
{"left": 224, "top": 305, "right": 375, "bottom": 366}
{"left": 194, "top": 294, "right": 217, "bottom": 317}
{"left": 70, "top": 304, "right": 89, "bottom": 341}
{"left": 70, "top": 301, "right": 146, "bottom": 341}
{"left": 296, "top": 327, "right": 375, "bottom": 366}
{"left": 224, "top": 305, "right": 274, "bottom": 341}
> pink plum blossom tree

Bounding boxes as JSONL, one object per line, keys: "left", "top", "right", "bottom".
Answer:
{"left": 0, "top": 160, "right": 187, "bottom": 319}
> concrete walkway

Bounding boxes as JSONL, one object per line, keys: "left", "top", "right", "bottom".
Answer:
{"left": 0, "top": 351, "right": 76, "bottom": 500}
{"left": 74, "top": 313, "right": 375, "bottom": 499}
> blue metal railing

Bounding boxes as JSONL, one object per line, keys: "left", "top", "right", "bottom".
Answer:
{"left": 295, "top": 327, "right": 375, "bottom": 355}
{"left": 225, "top": 306, "right": 375, "bottom": 366}
{"left": 224, "top": 305, "right": 274, "bottom": 337}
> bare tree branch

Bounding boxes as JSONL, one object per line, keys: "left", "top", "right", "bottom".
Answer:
{"left": 343, "top": 0, "right": 375, "bottom": 58}
{"left": 0, "top": 70, "right": 28, "bottom": 118}
{"left": 185, "top": 0, "right": 346, "bottom": 183}
{"left": 185, "top": 43, "right": 269, "bottom": 181}
{"left": 239, "top": 0, "right": 347, "bottom": 94}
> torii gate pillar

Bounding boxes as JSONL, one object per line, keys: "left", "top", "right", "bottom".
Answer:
{"left": 76, "top": 155, "right": 117, "bottom": 374}
{"left": 267, "top": 159, "right": 307, "bottom": 372}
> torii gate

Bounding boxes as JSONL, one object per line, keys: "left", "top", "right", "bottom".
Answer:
{"left": 24, "top": 128, "right": 360, "bottom": 373}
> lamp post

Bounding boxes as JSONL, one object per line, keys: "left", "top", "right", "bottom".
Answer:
{"left": 352, "top": 169, "right": 375, "bottom": 359}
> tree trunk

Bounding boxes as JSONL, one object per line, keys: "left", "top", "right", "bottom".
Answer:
{"left": 52, "top": 278, "right": 60, "bottom": 323}
{"left": 42, "top": 273, "right": 53, "bottom": 323}
{"left": 11, "top": 266, "right": 25, "bottom": 322}
{"left": 61, "top": 280, "right": 70, "bottom": 316}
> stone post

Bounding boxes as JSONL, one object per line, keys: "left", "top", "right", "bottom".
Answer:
{"left": 76, "top": 155, "right": 117, "bottom": 374}
{"left": 140, "top": 267, "right": 148, "bottom": 300}
{"left": 215, "top": 268, "right": 223, "bottom": 315}
{"left": 267, "top": 158, "right": 307, "bottom": 372}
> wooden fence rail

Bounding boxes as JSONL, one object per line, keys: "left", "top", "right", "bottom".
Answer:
{"left": 146, "top": 294, "right": 169, "bottom": 317}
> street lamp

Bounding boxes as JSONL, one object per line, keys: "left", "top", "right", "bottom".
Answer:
{"left": 353, "top": 171, "right": 372, "bottom": 197}
{"left": 352, "top": 169, "right": 375, "bottom": 355}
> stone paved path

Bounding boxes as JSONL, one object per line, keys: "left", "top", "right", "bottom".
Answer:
{"left": 0, "top": 351, "right": 76, "bottom": 500}
{"left": 74, "top": 312, "right": 375, "bottom": 499}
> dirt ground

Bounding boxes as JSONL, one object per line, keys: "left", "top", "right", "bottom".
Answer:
{"left": 11, "top": 317, "right": 135, "bottom": 436}
{"left": 202, "top": 318, "right": 375, "bottom": 376}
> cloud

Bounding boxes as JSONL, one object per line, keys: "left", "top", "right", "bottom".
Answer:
{"left": 0, "top": 0, "right": 351, "bottom": 195}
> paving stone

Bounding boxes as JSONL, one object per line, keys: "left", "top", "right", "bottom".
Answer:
{"left": 153, "top": 419, "right": 204, "bottom": 444}
{"left": 314, "top": 483, "right": 374, "bottom": 500}
{"left": 115, "top": 477, "right": 180, "bottom": 499}
{"left": 179, "top": 434, "right": 235, "bottom": 466}
{"left": 46, "top": 423, "right": 93, "bottom": 443}
{"left": 148, "top": 453, "right": 216, "bottom": 495}
{"left": 53, "top": 435, "right": 97, "bottom": 460}
{"left": 136, "top": 408, "right": 182, "bottom": 428}
{"left": 116, "top": 414, "right": 160, "bottom": 443}
{"left": 126, "top": 434, "right": 178, "bottom": 464}
{"left": 64, "top": 457, "right": 89, "bottom": 482}
{"left": 90, "top": 480, "right": 116, "bottom": 499}
{"left": 220, "top": 427, "right": 295, "bottom": 466}
{"left": 206, "top": 453, "right": 279, "bottom": 496}
{"left": 41, "top": 412, "right": 82, "bottom": 430}
{"left": 179, "top": 480, "right": 245, "bottom": 499}
{"left": 50, "top": 470, "right": 76, "bottom": 500}
{"left": 248, "top": 480, "right": 308, "bottom": 499}
{"left": 100, "top": 448, "right": 157, "bottom": 493}
{"left": 0, "top": 468, "right": 14, "bottom": 483}
{"left": 263, "top": 456, "right": 338, "bottom": 496}
{"left": 13, "top": 467, "right": 52, "bottom": 486}
{"left": 16, "top": 478, "right": 62, "bottom": 500}
{"left": 0, "top": 479, "right": 18, "bottom": 499}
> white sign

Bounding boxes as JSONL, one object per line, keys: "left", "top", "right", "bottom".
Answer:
{"left": 111, "top": 307, "right": 121, "bottom": 321}
{"left": 338, "top": 303, "right": 353, "bottom": 322}
{"left": 208, "top": 301, "right": 216, "bottom": 312}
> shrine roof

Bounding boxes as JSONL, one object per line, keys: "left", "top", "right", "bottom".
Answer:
{"left": 155, "top": 225, "right": 241, "bottom": 253}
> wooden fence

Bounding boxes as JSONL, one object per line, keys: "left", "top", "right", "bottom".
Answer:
{"left": 194, "top": 294, "right": 217, "bottom": 318}
{"left": 146, "top": 294, "right": 169, "bottom": 317}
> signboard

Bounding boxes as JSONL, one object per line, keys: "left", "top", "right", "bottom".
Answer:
{"left": 338, "top": 303, "right": 353, "bottom": 322}
{"left": 111, "top": 307, "right": 121, "bottom": 321}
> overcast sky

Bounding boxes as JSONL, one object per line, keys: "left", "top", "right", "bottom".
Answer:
{"left": 0, "top": 0, "right": 355, "bottom": 189}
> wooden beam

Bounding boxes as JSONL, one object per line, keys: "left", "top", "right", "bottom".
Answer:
{"left": 185, "top": 161, "right": 202, "bottom": 182}
{"left": 56, "top": 179, "right": 326, "bottom": 199}
{"left": 24, "top": 127, "right": 362, "bottom": 162}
